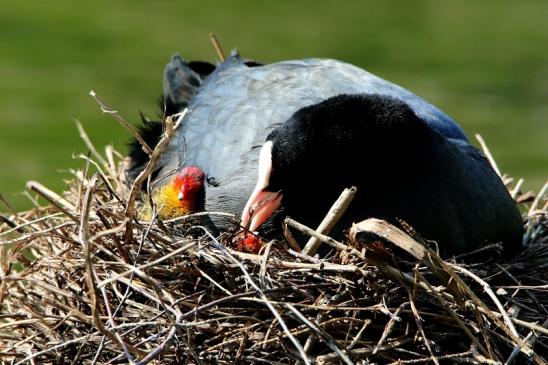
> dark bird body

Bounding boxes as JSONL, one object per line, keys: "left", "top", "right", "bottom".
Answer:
{"left": 128, "top": 54, "right": 523, "bottom": 258}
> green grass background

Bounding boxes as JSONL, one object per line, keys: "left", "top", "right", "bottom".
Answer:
{"left": 1, "top": 0, "right": 546, "bottom": 211}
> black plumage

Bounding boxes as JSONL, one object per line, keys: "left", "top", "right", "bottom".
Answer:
{"left": 264, "top": 94, "right": 523, "bottom": 257}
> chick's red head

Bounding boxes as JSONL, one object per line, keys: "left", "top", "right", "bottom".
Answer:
{"left": 173, "top": 166, "right": 205, "bottom": 210}
{"left": 153, "top": 165, "right": 205, "bottom": 219}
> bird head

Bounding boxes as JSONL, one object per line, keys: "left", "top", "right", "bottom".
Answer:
{"left": 240, "top": 94, "right": 428, "bottom": 234}
{"left": 240, "top": 141, "right": 283, "bottom": 232}
{"left": 149, "top": 165, "right": 205, "bottom": 220}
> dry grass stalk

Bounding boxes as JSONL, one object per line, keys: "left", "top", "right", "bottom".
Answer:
{"left": 209, "top": 33, "right": 226, "bottom": 62}
{"left": 0, "top": 101, "right": 547, "bottom": 364}
{"left": 90, "top": 90, "right": 153, "bottom": 155}
{"left": 302, "top": 186, "right": 356, "bottom": 256}
{"left": 475, "top": 133, "right": 502, "bottom": 177}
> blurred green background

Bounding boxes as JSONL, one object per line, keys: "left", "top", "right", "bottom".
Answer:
{"left": 1, "top": 0, "right": 546, "bottom": 211}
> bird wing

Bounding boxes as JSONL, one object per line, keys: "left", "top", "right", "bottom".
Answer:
{"left": 164, "top": 58, "right": 464, "bottom": 180}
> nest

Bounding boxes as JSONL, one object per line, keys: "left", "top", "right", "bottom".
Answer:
{"left": 1, "top": 96, "right": 547, "bottom": 365}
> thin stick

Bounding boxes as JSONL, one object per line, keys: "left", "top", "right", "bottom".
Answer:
{"left": 89, "top": 90, "right": 153, "bottom": 155}
{"left": 74, "top": 153, "right": 119, "bottom": 202}
{"left": 229, "top": 250, "right": 362, "bottom": 273}
{"left": 125, "top": 111, "right": 185, "bottom": 222}
{"left": 451, "top": 265, "right": 520, "bottom": 339}
{"left": 372, "top": 301, "right": 408, "bottom": 355}
{"left": 163, "top": 211, "right": 235, "bottom": 224}
{"left": 75, "top": 120, "right": 109, "bottom": 168}
{"left": 346, "top": 319, "right": 371, "bottom": 350}
{"left": 0, "top": 192, "right": 16, "bottom": 215}
{"left": 486, "top": 311, "right": 548, "bottom": 336}
{"left": 0, "top": 214, "right": 20, "bottom": 232}
{"left": 104, "top": 145, "right": 119, "bottom": 181}
{"left": 285, "top": 217, "right": 362, "bottom": 258}
{"left": 510, "top": 178, "right": 524, "bottom": 200}
{"left": 26, "top": 181, "right": 79, "bottom": 223}
{"left": 302, "top": 186, "right": 356, "bottom": 256}
{"left": 475, "top": 134, "right": 501, "bottom": 177}
{"left": 407, "top": 281, "right": 440, "bottom": 365}
{"left": 529, "top": 181, "right": 547, "bottom": 215}
{"left": 209, "top": 33, "right": 225, "bottom": 62}
{"left": 413, "top": 268, "right": 490, "bottom": 358}
{"left": 75, "top": 151, "right": 91, "bottom": 213}
{"left": 285, "top": 303, "right": 353, "bottom": 365}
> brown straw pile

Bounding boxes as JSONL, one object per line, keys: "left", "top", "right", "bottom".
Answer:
{"left": 1, "top": 94, "right": 547, "bottom": 365}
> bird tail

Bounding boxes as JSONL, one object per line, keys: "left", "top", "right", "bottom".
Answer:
{"left": 163, "top": 54, "right": 214, "bottom": 114}
{"left": 126, "top": 54, "right": 216, "bottom": 184}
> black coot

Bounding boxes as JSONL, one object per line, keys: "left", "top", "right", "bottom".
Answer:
{"left": 242, "top": 93, "right": 523, "bottom": 257}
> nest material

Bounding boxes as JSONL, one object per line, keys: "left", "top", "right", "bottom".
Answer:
{"left": 1, "top": 112, "right": 548, "bottom": 365}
